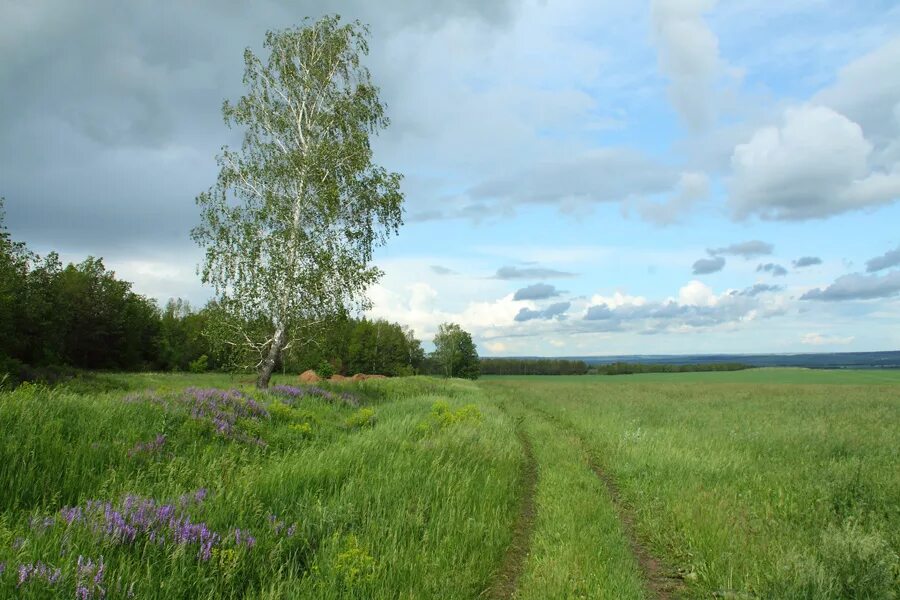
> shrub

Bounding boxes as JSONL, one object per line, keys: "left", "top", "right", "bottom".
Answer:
{"left": 189, "top": 354, "right": 209, "bottom": 373}
{"left": 345, "top": 408, "right": 376, "bottom": 430}
{"left": 418, "top": 400, "right": 482, "bottom": 433}
{"left": 316, "top": 361, "right": 335, "bottom": 379}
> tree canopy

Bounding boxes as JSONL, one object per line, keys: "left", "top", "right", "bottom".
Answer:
{"left": 193, "top": 16, "right": 404, "bottom": 388}
{"left": 432, "top": 323, "right": 480, "bottom": 380}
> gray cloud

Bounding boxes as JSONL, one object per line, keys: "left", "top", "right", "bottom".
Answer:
{"left": 471, "top": 149, "right": 679, "bottom": 209}
{"left": 793, "top": 256, "right": 822, "bottom": 268}
{"left": 650, "top": 0, "right": 723, "bottom": 132}
{"left": 757, "top": 263, "right": 788, "bottom": 277}
{"left": 0, "top": 0, "right": 515, "bottom": 258}
{"left": 814, "top": 39, "right": 900, "bottom": 154}
{"left": 801, "top": 270, "right": 900, "bottom": 301}
{"left": 692, "top": 256, "right": 725, "bottom": 275}
{"left": 514, "top": 301, "right": 571, "bottom": 322}
{"left": 430, "top": 265, "right": 457, "bottom": 276}
{"left": 635, "top": 171, "right": 709, "bottom": 226}
{"left": 513, "top": 283, "right": 561, "bottom": 301}
{"left": 494, "top": 266, "right": 577, "bottom": 280}
{"left": 738, "top": 283, "right": 783, "bottom": 297}
{"left": 865, "top": 244, "right": 900, "bottom": 273}
{"left": 581, "top": 292, "right": 780, "bottom": 333}
{"left": 708, "top": 240, "right": 773, "bottom": 259}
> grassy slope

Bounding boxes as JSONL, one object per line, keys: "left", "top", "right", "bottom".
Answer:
{"left": 491, "top": 376, "right": 900, "bottom": 599}
{"left": 0, "top": 376, "right": 522, "bottom": 599}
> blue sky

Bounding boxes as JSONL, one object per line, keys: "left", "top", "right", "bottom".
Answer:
{"left": 2, "top": 0, "right": 899, "bottom": 355}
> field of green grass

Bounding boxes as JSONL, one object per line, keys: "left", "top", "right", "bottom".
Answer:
{"left": 1, "top": 369, "right": 898, "bottom": 598}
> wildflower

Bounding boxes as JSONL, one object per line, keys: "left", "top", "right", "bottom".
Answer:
{"left": 127, "top": 433, "right": 167, "bottom": 457}
{"left": 16, "top": 562, "right": 60, "bottom": 587}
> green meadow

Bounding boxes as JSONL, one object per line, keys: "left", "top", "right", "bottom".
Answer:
{"left": 1, "top": 369, "right": 898, "bottom": 598}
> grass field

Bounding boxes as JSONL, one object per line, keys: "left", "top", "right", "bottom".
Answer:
{"left": 1, "top": 369, "right": 898, "bottom": 598}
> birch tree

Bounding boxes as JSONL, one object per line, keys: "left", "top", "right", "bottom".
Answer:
{"left": 192, "top": 16, "right": 403, "bottom": 388}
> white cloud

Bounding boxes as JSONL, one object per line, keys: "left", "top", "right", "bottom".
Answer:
{"left": 588, "top": 291, "right": 648, "bottom": 309}
{"left": 484, "top": 341, "right": 508, "bottom": 354}
{"left": 729, "top": 105, "right": 900, "bottom": 220}
{"left": 801, "top": 332, "right": 855, "bottom": 346}
{"left": 677, "top": 280, "right": 718, "bottom": 306}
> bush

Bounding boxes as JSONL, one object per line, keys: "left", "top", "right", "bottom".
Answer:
{"left": 189, "top": 354, "right": 209, "bottom": 373}
{"left": 345, "top": 408, "right": 376, "bottom": 430}
{"left": 316, "top": 361, "right": 335, "bottom": 379}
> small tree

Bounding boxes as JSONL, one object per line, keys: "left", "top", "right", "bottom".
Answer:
{"left": 192, "top": 16, "right": 403, "bottom": 388}
{"left": 432, "top": 323, "right": 479, "bottom": 380}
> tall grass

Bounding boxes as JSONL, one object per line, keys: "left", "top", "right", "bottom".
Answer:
{"left": 493, "top": 378, "right": 900, "bottom": 599}
{"left": 0, "top": 376, "right": 522, "bottom": 598}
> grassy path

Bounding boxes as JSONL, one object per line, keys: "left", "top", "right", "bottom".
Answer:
{"left": 485, "top": 383, "right": 649, "bottom": 599}
{"left": 484, "top": 421, "right": 538, "bottom": 599}
{"left": 526, "top": 402, "right": 683, "bottom": 599}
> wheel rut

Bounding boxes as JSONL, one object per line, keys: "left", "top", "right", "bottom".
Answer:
{"left": 484, "top": 415, "right": 538, "bottom": 600}
{"left": 526, "top": 404, "right": 684, "bottom": 600}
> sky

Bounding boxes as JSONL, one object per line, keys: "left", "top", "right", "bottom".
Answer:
{"left": 2, "top": 0, "right": 900, "bottom": 356}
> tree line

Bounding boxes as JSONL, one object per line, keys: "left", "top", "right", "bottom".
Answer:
{"left": 479, "top": 357, "right": 589, "bottom": 375}
{"left": 0, "top": 204, "right": 438, "bottom": 384}
{"left": 592, "top": 361, "right": 749, "bottom": 375}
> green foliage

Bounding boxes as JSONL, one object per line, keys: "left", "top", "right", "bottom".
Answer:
{"left": 317, "top": 360, "right": 335, "bottom": 379}
{"left": 333, "top": 534, "right": 377, "bottom": 586}
{"left": 432, "top": 322, "right": 480, "bottom": 379}
{"left": 345, "top": 407, "right": 376, "bottom": 429}
{"left": 188, "top": 354, "right": 209, "bottom": 373}
{"left": 193, "top": 15, "right": 404, "bottom": 388}
{"left": 419, "top": 400, "right": 481, "bottom": 433}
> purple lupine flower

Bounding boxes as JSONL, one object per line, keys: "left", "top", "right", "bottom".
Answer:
{"left": 61, "top": 505, "right": 84, "bottom": 525}
{"left": 0, "top": 561, "right": 5, "bottom": 576}
{"left": 29, "top": 515, "right": 55, "bottom": 531}
{"left": 16, "top": 562, "right": 60, "bottom": 587}
{"left": 94, "top": 560, "right": 105, "bottom": 585}
{"left": 128, "top": 434, "right": 167, "bottom": 457}
{"left": 286, "top": 524, "right": 297, "bottom": 537}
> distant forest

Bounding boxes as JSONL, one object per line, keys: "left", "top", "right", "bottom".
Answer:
{"left": 0, "top": 207, "right": 428, "bottom": 385}
{"left": 478, "top": 358, "right": 749, "bottom": 376}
